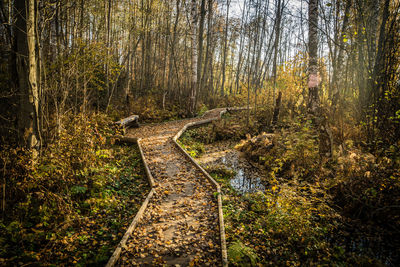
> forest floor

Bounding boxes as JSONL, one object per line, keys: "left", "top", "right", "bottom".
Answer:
{"left": 0, "top": 140, "right": 151, "bottom": 266}
{"left": 116, "top": 108, "right": 227, "bottom": 266}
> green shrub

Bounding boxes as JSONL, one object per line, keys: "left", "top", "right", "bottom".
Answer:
{"left": 228, "top": 241, "right": 258, "bottom": 266}
{"left": 178, "top": 132, "right": 206, "bottom": 158}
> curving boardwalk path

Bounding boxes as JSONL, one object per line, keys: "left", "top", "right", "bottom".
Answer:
{"left": 116, "top": 109, "right": 227, "bottom": 266}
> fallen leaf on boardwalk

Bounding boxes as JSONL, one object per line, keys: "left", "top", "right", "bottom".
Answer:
{"left": 118, "top": 115, "right": 222, "bottom": 266}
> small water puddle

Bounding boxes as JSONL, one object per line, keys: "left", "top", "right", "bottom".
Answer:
{"left": 230, "top": 168, "right": 265, "bottom": 193}
{"left": 197, "top": 142, "right": 265, "bottom": 194}
{"left": 222, "top": 155, "right": 265, "bottom": 193}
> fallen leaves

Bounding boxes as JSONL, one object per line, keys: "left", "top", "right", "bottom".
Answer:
{"left": 118, "top": 116, "right": 222, "bottom": 266}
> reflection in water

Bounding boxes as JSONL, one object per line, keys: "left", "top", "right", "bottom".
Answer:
{"left": 229, "top": 165, "right": 265, "bottom": 193}
{"left": 198, "top": 148, "right": 265, "bottom": 194}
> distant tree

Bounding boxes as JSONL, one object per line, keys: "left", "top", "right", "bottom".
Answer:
{"left": 195, "top": 0, "right": 206, "bottom": 110}
{"left": 272, "top": 0, "right": 284, "bottom": 102}
{"left": 190, "top": 0, "right": 198, "bottom": 115}
{"left": 220, "top": 0, "right": 231, "bottom": 97}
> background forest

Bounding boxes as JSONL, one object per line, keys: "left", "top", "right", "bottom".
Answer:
{"left": 0, "top": 0, "right": 399, "bottom": 265}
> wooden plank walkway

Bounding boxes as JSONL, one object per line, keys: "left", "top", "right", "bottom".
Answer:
{"left": 115, "top": 109, "right": 227, "bottom": 266}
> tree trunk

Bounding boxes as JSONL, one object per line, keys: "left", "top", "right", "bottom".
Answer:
{"left": 16, "top": 0, "right": 41, "bottom": 157}
{"left": 235, "top": 0, "right": 247, "bottom": 95}
{"left": 331, "top": 0, "right": 351, "bottom": 112}
{"left": 161, "top": 1, "right": 170, "bottom": 109}
{"left": 373, "top": 0, "right": 390, "bottom": 135}
{"left": 356, "top": 1, "right": 368, "bottom": 115}
{"left": 201, "top": 0, "right": 213, "bottom": 97}
{"left": 190, "top": 0, "right": 198, "bottom": 115}
{"left": 308, "top": 0, "right": 332, "bottom": 160}
{"left": 372, "top": 0, "right": 390, "bottom": 103}
{"left": 220, "top": 0, "right": 231, "bottom": 97}
{"left": 307, "top": 0, "right": 320, "bottom": 115}
{"left": 196, "top": 0, "right": 206, "bottom": 108}
{"left": 167, "top": 0, "right": 181, "bottom": 101}
{"left": 272, "top": 91, "right": 282, "bottom": 127}
{"left": 105, "top": 0, "right": 112, "bottom": 103}
{"left": 272, "top": 0, "right": 283, "bottom": 102}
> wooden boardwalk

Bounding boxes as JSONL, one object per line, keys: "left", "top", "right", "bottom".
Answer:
{"left": 115, "top": 109, "right": 227, "bottom": 266}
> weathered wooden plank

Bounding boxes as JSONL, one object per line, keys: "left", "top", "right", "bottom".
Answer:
{"left": 106, "top": 136, "right": 155, "bottom": 267}
{"left": 173, "top": 107, "right": 247, "bottom": 267}
{"left": 116, "top": 115, "right": 139, "bottom": 128}
{"left": 106, "top": 189, "right": 154, "bottom": 267}
{"left": 112, "top": 135, "right": 138, "bottom": 144}
{"left": 108, "top": 107, "right": 246, "bottom": 266}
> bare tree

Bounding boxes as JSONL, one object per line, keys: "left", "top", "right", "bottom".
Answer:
{"left": 195, "top": 0, "right": 206, "bottom": 109}
{"left": 14, "top": 0, "right": 41, "bottom": 157}
{"left": 331, "top": 0, "right": 351, "bottom": 113}
{"left": 220, "top": 0, "right": 231, "bottom": 97}
{"left": 308, "top": 0, "right": 332, "bottom": 159}
{"left": 272, "top": 0, "right": 284, "bottom": 102}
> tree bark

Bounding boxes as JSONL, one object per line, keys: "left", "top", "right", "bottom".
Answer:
{"left": 308, "top": 0, "right": 332, "bottom": 159}
{"left": 307, "top": 0, "right": 320, "bottom": 115}
{"left": 235, "top": 0, "right": 247, "bottom": 95}
{"left": 372, "top": 0, "right": 390, "bottom": 102}
{"left": 16, "top": 0, "right": 41, "bottom": 156}
{"left": 195, "top": 0, "right": 206, "bottom": 109}
{"left": 220, "top": 0, "right": 231, "bottom": 97}
{"left": 331, "top": 0, "right": 351, "bottom": 112}
{"left": 167, "top": 0, "right": 181, "bottom": 101}
{"left": 272, "top": 0, "right": 283, "bottom": 102}
{"left": 201, "top": 0, "right": 213, "bottom": 97}
{"left": 190, "top": 0, "right": 198, "bottom": 115}
{"left": 105, "top": 0, "right": 112, "bottom": 102}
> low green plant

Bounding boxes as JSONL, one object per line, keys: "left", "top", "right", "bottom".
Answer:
{"left": 198, "top": 104, "right": 209, "bottom": 116}
{"left": 208, "top": 166, "right": 236, "bottom": 192}
{"left": 178, "top": 134, "right": 205, "bottom": 158}
{"left": 228, "top": 241, "right": 258, "bottom": 266}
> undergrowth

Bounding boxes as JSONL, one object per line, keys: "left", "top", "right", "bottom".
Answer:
{"left": 181, "top": 112, "right": 400, "bottom": 266}
{"left": 0, "top": 114, "right": 150, "bottom": 265}
{"left": 180, "top": 109, "right": 274, "bottom": 146}
{"left": 178, "top": 131, "right": 206, "bottom": 158}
